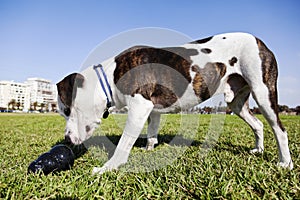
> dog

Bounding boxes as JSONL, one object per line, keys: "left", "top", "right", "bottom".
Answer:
{"left": 56, "top": 32, "right": 293, "bottom": 174}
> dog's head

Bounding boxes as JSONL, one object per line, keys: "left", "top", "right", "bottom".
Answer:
{"left": 56, "top": 72, "right": 106, "bottom": 145}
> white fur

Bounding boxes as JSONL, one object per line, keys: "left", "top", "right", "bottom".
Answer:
{"left": 57, "top": 32, "right": 293, "bottom": 174}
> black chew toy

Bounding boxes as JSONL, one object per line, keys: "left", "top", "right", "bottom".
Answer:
{"left": 28, "top": 144, "right": 75, "bottom": 175}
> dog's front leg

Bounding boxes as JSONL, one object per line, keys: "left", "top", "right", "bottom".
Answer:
{"left": 93, "top": 95, "right": 154, "bottom": 174}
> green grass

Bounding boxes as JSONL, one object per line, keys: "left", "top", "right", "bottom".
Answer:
{"left": 0, "top": 113, "right": 299, "bottom": 199}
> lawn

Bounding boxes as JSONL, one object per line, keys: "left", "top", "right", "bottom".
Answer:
{"left": 0, "top": 113, "right": 299, "bottom": 199}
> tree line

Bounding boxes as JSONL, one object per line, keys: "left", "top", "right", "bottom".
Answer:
{"left": 1, "top": 98, "right": 299, "bottom": 115}
{"left": 0, "top": 99, "right": 57, "bottom": 112}
{"left": 187, "top": 105, "right": 300, "bottom": 115}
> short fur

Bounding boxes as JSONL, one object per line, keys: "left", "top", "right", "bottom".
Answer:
{"left": 56, "top": 32, "right": 293, "bottom": 174}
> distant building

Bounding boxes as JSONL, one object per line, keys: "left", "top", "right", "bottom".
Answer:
{"left": 0, "top": 80, "right": 29, "bottom": 110}
{"left": 0, "top": 78, "right": 57, "bottom": 112}
{"left": 25, "top": 78, "right": 57, "bottom": 111}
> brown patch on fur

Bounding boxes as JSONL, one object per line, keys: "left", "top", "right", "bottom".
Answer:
{"left": 200, "top": 48, "right": 212, "bottom": 54}
{"left": 190, "top": 36, "right": 213, "bottom": 44}
{"left": 229, "top": 56, "right": 238, "bottom": 66}
{"left": 226, "top": 74, "right": 252, "bottom": 116}
{"left": 56, "top": 73, "right": 84, "bottom": 110}
{"left": 227, "top": 73, "right": 248, "bottom": 96}
{"left": 114, "top": 46, "right": 199, "bottom": 108}
{"left": 256, "top": 38, "right": 285, "bottom": 131}
{"left": 192, "top": 62, "right": 226, "bottom": 101}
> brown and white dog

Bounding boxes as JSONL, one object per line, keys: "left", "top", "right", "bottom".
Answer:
{"left": 56, "top": 32, "right": 293, "bottom": 174}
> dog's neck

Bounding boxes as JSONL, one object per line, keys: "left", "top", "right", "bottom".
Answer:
{"left": 81, "top": 57, "right": 118, "bottom": 117}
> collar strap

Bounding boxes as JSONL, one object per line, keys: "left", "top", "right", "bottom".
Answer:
{"left": 93, "top": 64, "right": 113, "bottom": 118}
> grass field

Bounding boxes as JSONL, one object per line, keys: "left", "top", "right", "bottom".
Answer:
{"left": 0, "top": 113, "right": 299, "bottom": 199}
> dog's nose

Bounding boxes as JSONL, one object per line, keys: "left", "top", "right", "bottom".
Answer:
{"left": 85, "top": 125, "right": 91, "bottom": 132}
{"left": 65, "top": 135, "right": 72, "bottom": 144}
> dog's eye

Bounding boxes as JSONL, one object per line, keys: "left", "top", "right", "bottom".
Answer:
{"left": 64, "top": 107, "right": 71, "bottom": 116}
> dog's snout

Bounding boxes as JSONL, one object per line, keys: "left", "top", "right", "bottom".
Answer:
{"left": 65, "top": 135, "right": 72, "bottom": 144}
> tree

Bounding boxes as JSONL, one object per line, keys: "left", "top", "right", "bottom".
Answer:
{"left": 203, "top": 106, "right": 212, "bottom": 114}
{"left": 226, "top": 107, "right": 232, "bottom": 114}
{"left": 295, "top": 106, "right": 300, "bottom": 115}
{"left": 278, "top": 105, "right": 290, "bottom": 113}
{"left": 8, "top": 99, "right": 16, "bottom": 110}
{"left": 51, "top": 103, "right": 57, "bottom": 112}
{"left": 33, "top": 102, "right": 38, "bottom": 111}
{"left": 16, "top": 102, "right": 21, "bottom": 110}
{"left": 40, "top": 103, "right": 45, "bottom": 112}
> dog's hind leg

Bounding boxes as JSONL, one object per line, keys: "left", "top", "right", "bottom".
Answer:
{"left": 251, "top": 83, "right": 293, "bottom": 169}
{"left": 251, "top": 85, "right": 293, "bottom": 169}
{"left": 145, "top": 112, "right": 160, "bottom": 150}
{"left": 226, "top": 74, "right": 264, "bottom": 154}
{"left": 248, "top": 38, "right": 293, "bottom": 169}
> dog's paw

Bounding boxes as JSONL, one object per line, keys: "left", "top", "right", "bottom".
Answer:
{"left": 249, "top": 147, "right": 264, "bottom": 154}
{"left": 92, "top": 166, "right": 111, "bottom": 175}
{"left": 143, "top": 138, "right": 158, "bottom": 151}
{"left": 277, "top": 160, "right": 294, "bottom": 170}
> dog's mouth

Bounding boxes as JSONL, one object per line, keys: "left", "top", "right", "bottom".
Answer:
{"left": 65, "top": 122, "right": 100, "bottom": 145}
{"left": 65, "top": 134, "right": 83, "bottom": 145}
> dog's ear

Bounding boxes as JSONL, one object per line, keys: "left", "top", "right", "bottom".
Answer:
{"left": 56, "top": 73, "right": 85, "bottom": 108}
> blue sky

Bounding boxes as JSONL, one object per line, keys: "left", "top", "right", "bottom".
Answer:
{"left": 0, "top": 0, "right": 299, "bottom": 107}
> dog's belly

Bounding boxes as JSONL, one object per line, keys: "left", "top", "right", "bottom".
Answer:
{"left": 152, "top": 80, "right": 226, "bottom": 113}
{"left": 151, "top": 83, "right": 199, "bottom": 112}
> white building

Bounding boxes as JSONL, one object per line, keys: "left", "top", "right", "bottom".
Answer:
{"left": 0, "top": 81, "right": 29, "bottom": 110}
{"left": 25, "top": 78, "right": 57, "bottom": 111}
{"left": 0, "top": 78, "right": 57, "bottom": 112}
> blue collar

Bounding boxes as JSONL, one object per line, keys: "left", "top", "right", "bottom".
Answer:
{"left": 93, "top": 64, "right": 113, "bottom": 118}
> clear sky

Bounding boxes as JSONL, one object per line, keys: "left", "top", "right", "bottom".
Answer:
{"left": 0, "top": 0, "right": 299, "bottom": 107}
